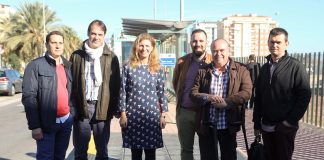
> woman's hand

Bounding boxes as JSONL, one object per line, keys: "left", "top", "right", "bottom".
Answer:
{"left": 160, "top": 113, "right": 166, "bottom": 129}
{"left": 119, "top": 112, "right": 127, "bottom": 128}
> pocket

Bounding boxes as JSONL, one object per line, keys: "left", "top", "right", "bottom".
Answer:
{"left": 275, "top": 122, "right": 298, "bottom": 134}
{"left": 38, "top": 70, "right": 54, "bottom": 89}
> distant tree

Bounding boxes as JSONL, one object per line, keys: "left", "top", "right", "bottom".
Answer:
{"left": 0, "top": 2, "right": 81, "bottom": 63}
{"left": 58, "top": 26, "right": 82, "bottom": 58}
{"left": 8, "top": 52, "right": 21, "bottom": 71}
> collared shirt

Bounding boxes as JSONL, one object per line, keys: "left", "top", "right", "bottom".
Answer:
{"left": 47, "top": 53, "right": 63, "bottom": 65}
{"left": 85, "top": 55, "right": 99, "bottom": 101}
{"left": 209, "top": 62, "right": 230, "bottom": 129}
{"left": 269, "top": 59, "right": 278, "bottom": 84}
{"left": 262, "top": 58, "right": 279, "bottom": 132}
{"left": 56, "top": 112, "right": 70, "bottom": 123}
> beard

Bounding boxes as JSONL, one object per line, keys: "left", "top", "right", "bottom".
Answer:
{"left": 193, "top": 50, "right": 205, "bottom": 57}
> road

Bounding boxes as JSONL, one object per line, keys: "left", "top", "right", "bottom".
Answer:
{"left": 0, "top": 94, "right": 75, "bottom": 160}
{"left": 0, "top": 93, "right": 36, "bottom": 159}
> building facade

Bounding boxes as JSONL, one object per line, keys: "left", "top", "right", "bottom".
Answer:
{"left": 217, "top": 14, "right": 278, "bottom": 57}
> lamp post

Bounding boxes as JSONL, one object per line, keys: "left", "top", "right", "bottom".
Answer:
{"left": 180, "top": 0, "right": 184, "bottom": 21}
{"left": 0, "top": 43, "right": 4, "bottom": 67}
{"left": 154, "top": 0, "right": 156, "bottom": 20}
{"left": 43, "top": 0, "right": 46, "bottom": 53}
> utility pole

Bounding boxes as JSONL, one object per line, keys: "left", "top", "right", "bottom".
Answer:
{"left": 0, "top": 43, "right": 3, "bottom": 67}
{"left": 43, "top": 0, "right": 46, "bottom": 53}
{"left": 180, "top": 0, "right": 184, "bottom": 21}
{"left": 154, "top": 0, "right": 156, "bottom": 20}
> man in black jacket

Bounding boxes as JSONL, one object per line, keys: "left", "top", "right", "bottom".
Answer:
{"left": 246, "top": 54, "right": 260, "bottom": 109}
{"left": 253, "top": 28, "right": 311, "bottom": 160}
{"left": 22, "top": 31, "right": 74, "bottom": 160}
{"left": 70, "top": 20, "right": 120, "bottom": 159}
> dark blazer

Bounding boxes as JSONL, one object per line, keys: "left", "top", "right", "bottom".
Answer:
{"left": 253, "top": 54, "right": 311, "bottom": 129}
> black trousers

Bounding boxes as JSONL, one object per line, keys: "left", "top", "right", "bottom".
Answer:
{"left": 131, "top": 149, "right": 156, "bottom": 160}
{"left": 262, "top": 123, "right": 298, "bottom": 160}
{"left": 199, "top": 127, "right": 237, "bottom": 160}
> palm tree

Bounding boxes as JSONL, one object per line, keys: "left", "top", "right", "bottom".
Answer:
{"left": 58, "top": 26, "right": 82, "bottom": 58}
{"left": 0, "top": 2, "right": 81, "bottom": 63}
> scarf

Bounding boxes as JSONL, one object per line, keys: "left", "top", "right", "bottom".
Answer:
{"left": 84, "top": 40, "right": 104, "bottom": 87}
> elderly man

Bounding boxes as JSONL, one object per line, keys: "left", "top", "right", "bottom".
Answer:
{"left": 190, "top": 38, "right": 252, "bottom": 160}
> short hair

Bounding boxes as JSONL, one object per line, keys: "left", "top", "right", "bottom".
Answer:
{"left": 46, "top": 31, "right": 64, "bottom": 43}
{"left": 191, "top": 29, "right": 207, "bottom": 38}
{"left": 211, "top": 38, "right": 230, "bottom": 48}
{"left": 269, "top": 27, "right": 288, "bottom": 42}
{"left": 87, "top": 19, "right": 107, "bottom": 36}
{"left": 248, "top": 54, "right": 256, "bottom": 61}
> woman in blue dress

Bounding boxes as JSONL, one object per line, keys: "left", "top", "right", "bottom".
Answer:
{"left": 118, "top": 33, "right": 168, "bottom": 160}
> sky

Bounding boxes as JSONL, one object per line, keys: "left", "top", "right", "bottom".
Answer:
{"left": 1, "top": 0, "right": 324, "bottom": 53}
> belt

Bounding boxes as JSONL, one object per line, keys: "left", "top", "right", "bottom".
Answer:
{"left": 87, "top": 100, "right": 97, "bottom": 105}
{"left": 181, "top": 105, "right": 199, "bottom": 112}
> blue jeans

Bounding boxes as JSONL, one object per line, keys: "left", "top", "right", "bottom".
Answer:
{"left": 36, "top": 114, "right": 73, "bottom": 160}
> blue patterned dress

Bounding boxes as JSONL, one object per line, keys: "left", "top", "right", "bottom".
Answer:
{"left": 119, "top": 64, "right": 168, "bottom": 149}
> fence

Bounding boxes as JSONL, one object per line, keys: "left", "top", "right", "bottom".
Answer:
{"left": 234, "top": 52, "right": 324, "bottom": 128}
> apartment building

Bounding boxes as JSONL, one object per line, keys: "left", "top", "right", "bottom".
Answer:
{"left": 218, "top": 14, "right": 278, "bottom": 57}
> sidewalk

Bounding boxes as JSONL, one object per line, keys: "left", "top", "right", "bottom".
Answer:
{"left": 66, "top": 102, "right": 200, "bottom": 160}
{"left": 66, "top": 102, "right": 324, "bottom": 160}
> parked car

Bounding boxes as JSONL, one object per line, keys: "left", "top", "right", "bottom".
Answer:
{"left": 0, "top": 67, "right": 23, "bottom": 96}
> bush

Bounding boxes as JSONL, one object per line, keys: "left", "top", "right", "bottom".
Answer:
{"left": 8, "top": 53, "right": 21, "bottom": 71}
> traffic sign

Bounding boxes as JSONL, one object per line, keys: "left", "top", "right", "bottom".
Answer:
{"left": 160, "top": 53, "right": 176, "bottom": 66}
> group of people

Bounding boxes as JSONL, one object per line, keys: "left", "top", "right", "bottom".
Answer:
{"left": 173, "top": 27, "right": 311, "bottom": 160}
{"left": 22, "top": 18, "right": 311, "bottom": 160}
{"left": 22, "top": 20, "right": 167, "bottom": 160}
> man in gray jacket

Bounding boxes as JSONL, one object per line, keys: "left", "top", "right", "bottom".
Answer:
{"left": 22, "top": 31, "right": 74, "bottom": 160}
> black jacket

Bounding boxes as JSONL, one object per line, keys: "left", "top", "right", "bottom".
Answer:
{"left": 253, "top": 53, "right": 311, "bottom": 129}
{"left": 22, "top": 53, "right": 74, "bottom": 132}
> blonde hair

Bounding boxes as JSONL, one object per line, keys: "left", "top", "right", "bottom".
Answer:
{"left": 129, "top": 33, "right": 161, "bottom": 73}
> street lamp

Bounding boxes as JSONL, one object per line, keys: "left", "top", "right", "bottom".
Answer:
{"left": 43, "top": 0, "right": 46, "bottom": 53}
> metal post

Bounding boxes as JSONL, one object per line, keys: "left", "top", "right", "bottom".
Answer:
{"left": 43, "top": 0, "right": 46, "bottom": 53}
{"left": 154, "top": 0, "right": 156, "bottom": 20}
{"left": 180, "top": 0, "right": 184, "bottom": 21}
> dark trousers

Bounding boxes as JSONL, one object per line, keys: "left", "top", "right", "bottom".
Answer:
{"left": 247, "top": 86, "right": 256, "bottom": 109}
{"left": 36, "top": 114, "right": 73, "bottom": 160}
{"left": 73, "top": 102, "right": 111, "bottom": 160}
{"left": 199, "top": 127, "right": 237, "bottom": 160}
{"left": 262, "top": 123, "right": 298, "bottom": 160}
{"left": 131, "top": 149, "right": 156, "bottom": 160}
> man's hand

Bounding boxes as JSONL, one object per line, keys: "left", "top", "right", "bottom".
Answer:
{"left": 211, "top": 101, "right": 227, "bottom": 109}
{"left": 160, "top": 114, "right": 166, "bottom": 129}
{"left": 254, "top": 129, "right": 261, "bottom": 136}
{"left": 119, "top": 112, "right": 127, "bottom": 128}
{"left": 206, "top": 95, "right": 224, "bottom": 103}
{"left": 32, "top": 128, "right": 43, "bottom": 140}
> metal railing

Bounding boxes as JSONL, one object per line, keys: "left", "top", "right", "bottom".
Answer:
{"left": 234, "top": 52, "right": 324, "bottom": 128}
